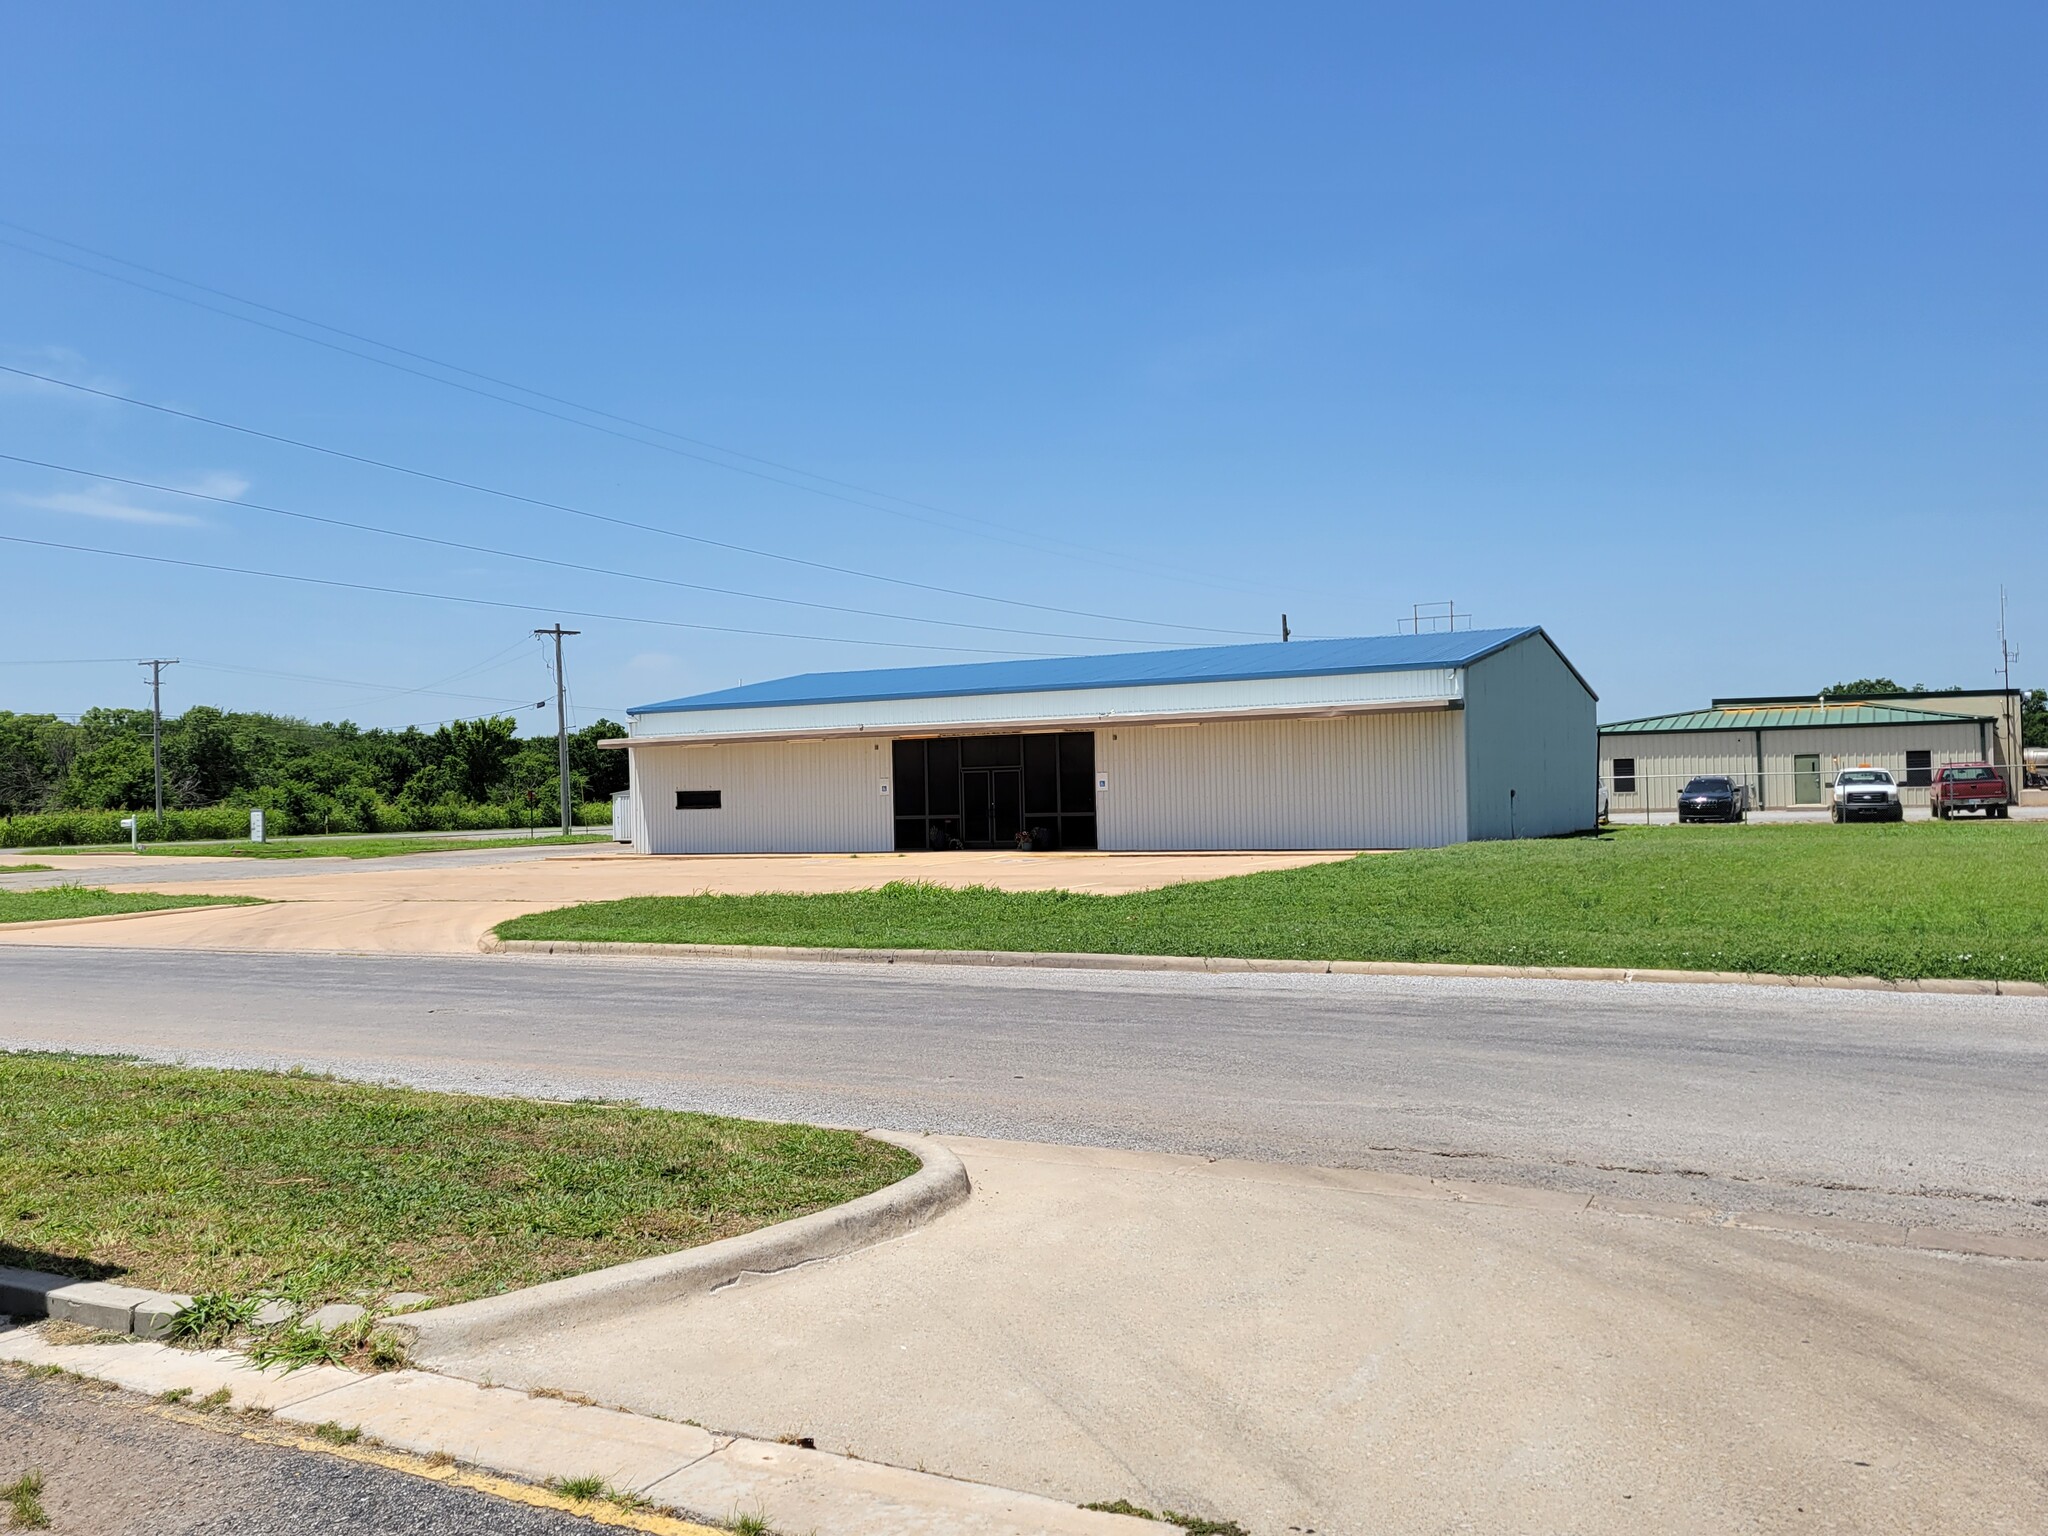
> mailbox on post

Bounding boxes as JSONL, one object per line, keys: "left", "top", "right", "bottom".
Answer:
{"left": 118, "top": 815, "right": 138, "bottom": 851}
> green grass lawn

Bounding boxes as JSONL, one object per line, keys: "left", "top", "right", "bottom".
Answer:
{"left": 0, "top": 863, "right": 53, "bottom": 874}
{"left": 499, "top": 823, "right": 2048, "bottom": 983}
{"left": 44, "top": 833, "right": 611, "bottom": 860}
{"left": 0, "top": 886, "right": 263, "bottom": 925}
{"left": 0, "top": 1053, "right": 917, "bottom": 1306}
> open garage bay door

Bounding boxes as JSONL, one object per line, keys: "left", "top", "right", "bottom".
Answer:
{"left": 893, "top": 733, "right": 1096, "bottom": 850}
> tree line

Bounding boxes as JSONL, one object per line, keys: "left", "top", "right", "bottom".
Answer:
{"left": 0, "top": 705, "right": 629, "bottom": 826}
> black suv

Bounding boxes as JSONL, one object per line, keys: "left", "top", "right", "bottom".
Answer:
{"left": 1677, "top": 775, "right": 1750, "bottom": 823}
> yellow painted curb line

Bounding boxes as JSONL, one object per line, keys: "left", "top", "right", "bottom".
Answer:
{"left": 147, "top": 1402, "right": 726, "bottom": 1535}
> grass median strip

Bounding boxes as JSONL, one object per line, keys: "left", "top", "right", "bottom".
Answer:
{"left": 0, "top": 1053, "right": 917, "bottom": 1307}
{"left": 0, "top": 885, "right": 263, "bottom": 924}
{"left": 498, "top": 823, "right": 2048, "bottom": 983}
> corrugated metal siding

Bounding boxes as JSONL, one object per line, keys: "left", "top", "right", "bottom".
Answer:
{"left": 631, "top": 737, "right": 891, "bottom": 854}
{"left": 630, "top": 668, "right": 1464, "bottom": 742}
{"left": 1598, "top": 721, "right": 1985, "bottom": 809}
{"left": 1763, "top": 723, "right": 1986, "bottom": 808}
{"left": 1096, "top": 710, "right": 1467, "bottom": 850}
{"left": 1597, "top": 731, "right": 1761, "bottom": 812}
{"left": 1461, "top": 633, "right": 1598, "bottom": 838}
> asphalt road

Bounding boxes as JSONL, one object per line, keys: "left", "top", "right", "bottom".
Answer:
{"left": 3, "top": 945, "right": 2043, "bottom": 1235}
{"left": 0, "top": 1365, "right": 613, "bottom": 1536}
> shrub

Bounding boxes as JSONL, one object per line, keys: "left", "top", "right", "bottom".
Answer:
{"left": 2, "top": 797, "right": 613, "bottom": 848}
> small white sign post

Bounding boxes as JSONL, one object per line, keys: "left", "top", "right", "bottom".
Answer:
{"left": 249, "top": 808, "right": 266, "bottom": 844}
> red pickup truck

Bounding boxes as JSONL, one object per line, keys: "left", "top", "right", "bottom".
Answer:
{"left": 1930, "top": 763, "right": 2009, "bottom": 818}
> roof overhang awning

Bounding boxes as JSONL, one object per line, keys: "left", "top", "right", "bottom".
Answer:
{"left": 599, "top": 694, "right": 1460, "bottom": 751}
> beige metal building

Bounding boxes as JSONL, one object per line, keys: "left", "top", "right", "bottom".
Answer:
{"left": 1599, "top": 689, "right": 2018, "bottom": 812}
{"left": 613, "top": 627, "right": 1598, "bottom": 853}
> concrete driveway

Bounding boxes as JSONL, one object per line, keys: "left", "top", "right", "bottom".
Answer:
{"left": 4, "top": 949, "right": 2043, "bottom": 1533}
{"left": 420, "top": 1136, "right": 2048, "bottom": 1536}
{"left": 0, "top": 845, "right": 1350, "bottom": 954}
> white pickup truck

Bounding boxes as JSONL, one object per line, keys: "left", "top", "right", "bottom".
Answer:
{"left": 1830, "top": 767, "right": 1903, "bottom": 823}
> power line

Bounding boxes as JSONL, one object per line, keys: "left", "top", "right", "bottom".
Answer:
{"left": 179, "top": 659, "right": 538, "bottom": 709}
{"left": 5, "top": 644, "right": 623, "bottom": 714}
{"left": 0, "top": 219, "right": 1282, "bottom": 599}
{"left": 0, "top": 363, "right": 1263, "bottom": 641}
{"left": 0, "top": 452, "right": 1194, "bottom": 647}
{"left": 0, "top": 531, "right": 1055, "bottom": 656}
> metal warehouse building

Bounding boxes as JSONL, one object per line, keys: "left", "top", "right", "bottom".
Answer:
{"left": 610, "top": 627, "right": 1598, "bottom": 854}
{"left": 1599, "top": 687, "right": 2021, "bottom": 813}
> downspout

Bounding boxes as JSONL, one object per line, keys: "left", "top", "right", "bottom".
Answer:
{"left": 1754, "top": 730, "right": 1765, "bottom": 809}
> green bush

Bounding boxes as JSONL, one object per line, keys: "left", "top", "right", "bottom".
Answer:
{"left": 0, "top": 805, "right": 275, "bottom": 847}
{"left": 1, "top": 799, "right": 612, "bottom": 848}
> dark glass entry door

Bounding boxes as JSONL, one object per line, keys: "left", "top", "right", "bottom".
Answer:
{"left": 961, "top": 768, "right": 1022, "bottom": 847}
{"left": 894, "top": 733, "right": 1095, "bottom": 851}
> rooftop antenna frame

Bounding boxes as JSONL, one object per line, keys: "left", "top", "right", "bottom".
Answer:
{"left": 1397, "top": 601, "right": 1473, "bottom": 636}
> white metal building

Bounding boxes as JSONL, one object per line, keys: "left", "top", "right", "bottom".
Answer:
{"left": 608, "top": 628, "right": 1598, "bottom": 853}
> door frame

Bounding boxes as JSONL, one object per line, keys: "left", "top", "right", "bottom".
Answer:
{"left": 1793, "top": 752, "right": 1822, "bottom": 806}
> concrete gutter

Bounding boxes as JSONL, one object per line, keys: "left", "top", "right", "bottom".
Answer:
{"left": 483, "top": 936, "right": 2048, "bottom": 997}
{"left": 396, "top": 1130, "right": 969, "bottom": 1356}
{"left": 0, "top": 1326, "right": 1150, "bottom": 1535}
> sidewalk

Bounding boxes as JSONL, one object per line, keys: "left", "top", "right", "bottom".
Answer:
{"left": 0, "top": 1324, "right": 1148, "bottom": 1536}
{"left": 0, "top": 848, "right": 1351, "bottom": 955}
{"left": 410, "top": 1137, "right": 2048, "bottom": 1536}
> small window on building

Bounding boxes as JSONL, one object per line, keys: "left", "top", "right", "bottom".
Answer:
{"left": 675, "top": 789, "right": 722, "bottom": 810}
{"left": 1613, "top": 758, "right": 1637, "bottom": 795}
{"left": 1904, "top": 750, "right": 1932, "bottom": 788}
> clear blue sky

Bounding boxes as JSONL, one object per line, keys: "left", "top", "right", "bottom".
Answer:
{"left": 3, "top": 3, "right": 2041, "bottom": 734}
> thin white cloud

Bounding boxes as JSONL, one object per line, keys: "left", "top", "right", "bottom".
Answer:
{"left": 1, "top": 466, "right": 249, "bottom": 529}
{"left": 6, "top": 484, "right": 208, "bottom": 528}
{"left": 180, "top": 470, "right": 250, "bottom": 501}
{"left": 0, "top": 345, "right": 124, "bottom": 398}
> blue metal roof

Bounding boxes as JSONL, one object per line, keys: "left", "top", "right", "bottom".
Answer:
{"left": 630, "top": 627, "right": 1551, "bottom": 715}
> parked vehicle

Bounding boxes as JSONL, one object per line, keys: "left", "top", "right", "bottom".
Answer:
{"left": 2026, "top": 747, "right": 2048, "bottom": 790}
{"left": 1930, "top": 762, "right": 2009, "bottom": 818}
{"left": 1676, "top": 775, "right": 1748, "bottom": 823}
{"left": 1830, "top": 767, "right": 1902, "bottom": 823}
{"left": 1597, "top": 779, "right": 1610, "bottom": 823}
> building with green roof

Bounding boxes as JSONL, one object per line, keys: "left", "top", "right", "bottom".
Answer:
{"left": 1597, "top": 690, "right": 2015, "bottom": 813}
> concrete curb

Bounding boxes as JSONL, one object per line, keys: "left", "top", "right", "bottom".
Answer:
{"left": 0, "top": 901, "right": 268, "bottom": 935}
{"left": 0, "top": 1327, "right": 1150, "bottom": 1535}
{"left": 396, "top": 1130, "right": 970, "bottom": 1357}
{"left": 483, "top": 935, "right": 2048, "bottom": 998}
{"left": 0, "top": 1267, "right": 192, "bottom": 1338}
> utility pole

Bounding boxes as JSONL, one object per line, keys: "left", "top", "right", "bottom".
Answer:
{"left": 534, "top": 625, "right": 580, "bottom": 836}
{"left": 1997, "top": 587, "right": 2020, "bottom": 785}
{"left": 1280, "top": 614, "right": 1291, "bottom": 642}
{"left": 138, "top": 658, "right": 178, "bottom": 826}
